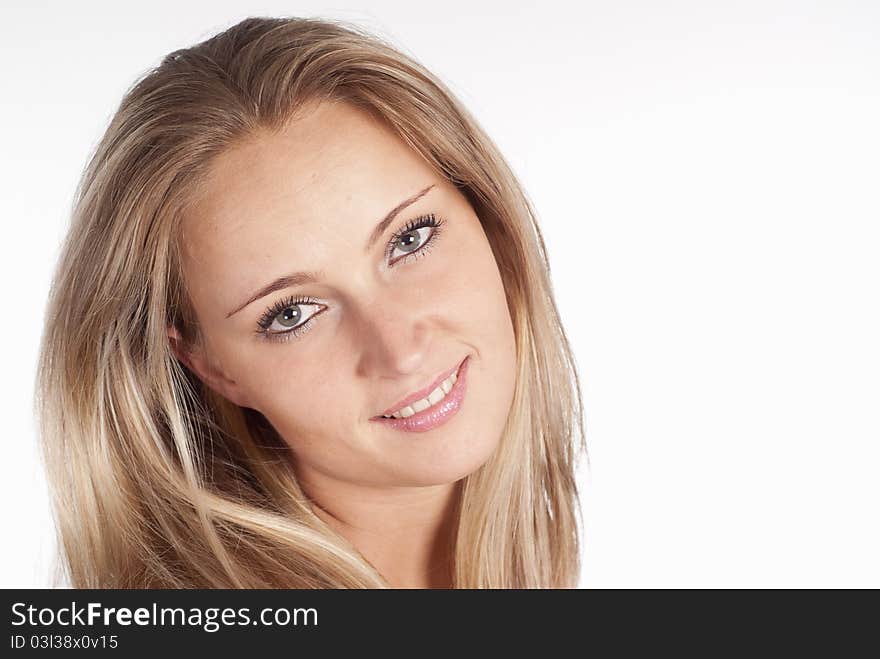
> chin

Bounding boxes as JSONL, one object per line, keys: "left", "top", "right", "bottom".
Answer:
{"left": 390, "top": 423, "right": 505, "bottom": 487}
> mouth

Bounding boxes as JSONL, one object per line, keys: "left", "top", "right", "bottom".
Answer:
{"left": 370, "top": 355, "right": 470, "bottom": 432}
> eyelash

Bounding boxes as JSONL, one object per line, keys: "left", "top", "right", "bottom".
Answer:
{"left": 255, "top": 213, "right": 446, "bottom": 343}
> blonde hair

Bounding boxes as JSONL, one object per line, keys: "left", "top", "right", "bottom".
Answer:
{"left": 34, "top": 16, "right": 587, "bottom": 588}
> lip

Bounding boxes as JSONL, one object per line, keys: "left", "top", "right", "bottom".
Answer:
{"left": 370, "top": 356, "right": 470, "bottom": 432}
{"left": 373, "top": 356, "right": 468, "bottom": 418}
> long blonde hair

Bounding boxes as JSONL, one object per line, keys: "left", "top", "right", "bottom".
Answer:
{"left": 34, "top": 16, "right": 586, "bottom": 588}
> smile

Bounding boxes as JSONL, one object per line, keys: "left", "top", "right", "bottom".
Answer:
{"left": 371, "top": 356, "right": 470, "bottom": 432}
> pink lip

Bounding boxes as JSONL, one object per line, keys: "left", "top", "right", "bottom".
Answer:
{"left": 371, "top": 356, "right": 470, "bottom": 432}
{"left": 374, "top": 357, "right": 468, "bottom": 418}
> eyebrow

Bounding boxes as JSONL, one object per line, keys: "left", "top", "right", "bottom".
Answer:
{"left": 225, "top": 183, "right": 436, "bottom": 318}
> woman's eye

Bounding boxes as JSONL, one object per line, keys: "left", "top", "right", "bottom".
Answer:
{"left": 390, "top": 226, "right": 433, "bottom": 261}
{"left": 258, "top": 215, "right": 443, "bottom": 342}
{"left": 263, "top": 303, "right": 322, "bottom": 335}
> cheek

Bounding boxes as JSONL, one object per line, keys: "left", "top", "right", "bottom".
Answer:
{"left": 252, "top": 360, "right": 347, "bottom": 436}
{"left": 456, "top": 225, "right": 516, "bottom": 354}
{"left": 253, "top": 363, "right": 372, "bottom": 475}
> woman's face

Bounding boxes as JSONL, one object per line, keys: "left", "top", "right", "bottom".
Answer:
{"left": 174, "top": 99, "right": 517, "bottom": 488}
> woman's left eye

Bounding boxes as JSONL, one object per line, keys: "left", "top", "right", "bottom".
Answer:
{"left": 387, "top": 214, "right": 445, "bottom": 265}
{"left": 390, "top": 226, "right": 432, "bottom": 260}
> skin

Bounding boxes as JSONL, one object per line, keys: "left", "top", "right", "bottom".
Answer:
{"left": 167, "top": 99, "right": 518, "bottom": 588}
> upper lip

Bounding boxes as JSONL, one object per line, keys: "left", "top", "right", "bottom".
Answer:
{"left": 374, "top": 357, "right": 467, "bottom": 418}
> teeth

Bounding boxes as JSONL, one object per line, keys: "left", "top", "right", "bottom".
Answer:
{"left": 383, "top": 370, "right": 458, "bottom": 419}
{"left": 427, "top": 385, "right": 444, "bottom": 405}
{"left": 411, "top": 398, "right": 430, "bottom": 413}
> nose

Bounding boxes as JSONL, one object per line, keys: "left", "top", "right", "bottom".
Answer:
{"left": 353, "top": 294, "right": 436, "bottom": 379}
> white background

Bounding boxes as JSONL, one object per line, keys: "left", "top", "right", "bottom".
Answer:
{"left": 2, "top": 0, "right": 878, "bottom": 588}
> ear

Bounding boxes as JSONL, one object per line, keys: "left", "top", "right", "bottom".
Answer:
{"left": 166, "top": 324, "right": 252, "bottom": 409}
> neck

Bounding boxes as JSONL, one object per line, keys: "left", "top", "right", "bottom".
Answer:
{"left": 300, "top": 471, "right": 461, "bottom": 589}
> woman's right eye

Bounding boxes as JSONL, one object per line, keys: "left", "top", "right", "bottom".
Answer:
{"left": 256, "top": 297, "right": 324, "bottom": 341}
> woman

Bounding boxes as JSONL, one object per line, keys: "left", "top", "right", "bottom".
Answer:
{"left": 35, "top": 16, "right": 586, "bottom": 588}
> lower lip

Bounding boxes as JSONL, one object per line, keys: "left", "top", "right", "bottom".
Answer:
{"left": 371, "top": 356, "right": 470, "bottom": 433}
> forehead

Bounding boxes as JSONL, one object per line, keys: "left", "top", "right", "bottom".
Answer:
{"left": 179, "top": 100, "right": 438, "bottom": 313}
{"left": 184, "top": 100, "right": 430, "bottom": 243}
